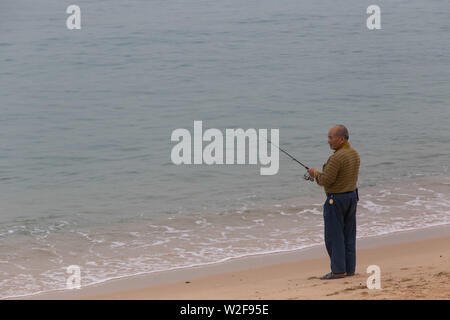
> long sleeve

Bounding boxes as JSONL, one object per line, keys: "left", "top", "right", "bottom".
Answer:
{"left": 314, "top": 142, "right": 360, "bottom": 194}
{"left": 315, "top": 155, "right": 341, "bottom": 188}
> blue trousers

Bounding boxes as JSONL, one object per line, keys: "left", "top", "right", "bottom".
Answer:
{"left": 323, "top": 191, "right": 357, "bottom": 274}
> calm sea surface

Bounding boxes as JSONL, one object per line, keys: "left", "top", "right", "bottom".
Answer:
{"left": 1, "top": 0, "right": 449, "bottom": 298}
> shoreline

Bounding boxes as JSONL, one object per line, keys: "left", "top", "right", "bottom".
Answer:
{"left": 18, "top": 223, "right": 450, "bottom": 300}
{"left": 4, "top": 174, "right": 449, "bottom": 300}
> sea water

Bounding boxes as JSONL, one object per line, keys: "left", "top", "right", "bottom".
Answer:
{"left": 0, "top": 0, "right": 449, "bottom": 298}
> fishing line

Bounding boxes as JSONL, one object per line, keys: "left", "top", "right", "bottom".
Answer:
{"left": 266, "top": 139, "right": 314, "bottom": 181}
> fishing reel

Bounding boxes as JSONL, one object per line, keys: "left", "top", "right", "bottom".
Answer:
{"left": 303, "top": 171, "right": 315, "bottom": 181}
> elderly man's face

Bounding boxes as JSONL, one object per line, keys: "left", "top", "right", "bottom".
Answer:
{"left": 328, "top": 127, "right": 345, "bottom": 150}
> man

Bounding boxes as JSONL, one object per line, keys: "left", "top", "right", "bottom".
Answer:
{"left": 308, "top": 125, "right": 360, "bottom": 280}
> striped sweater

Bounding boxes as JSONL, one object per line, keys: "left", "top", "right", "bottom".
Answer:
{"left": 314, "top": 141, "right": 360, "bottom": 194}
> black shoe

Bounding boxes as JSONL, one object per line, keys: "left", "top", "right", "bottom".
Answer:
{"left": 320, "top": 272, "right": 346, "bottom": 280}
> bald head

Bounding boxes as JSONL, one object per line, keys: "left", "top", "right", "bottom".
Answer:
{"left": 334, "top": 125, "right": 349, "bottom": 140}
{"left": 328, "top": 125, "right": 349, "bottom": 150}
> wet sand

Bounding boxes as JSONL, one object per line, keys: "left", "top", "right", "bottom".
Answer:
{"left": 23, "top": 224, "right": 450, "bottom": 300}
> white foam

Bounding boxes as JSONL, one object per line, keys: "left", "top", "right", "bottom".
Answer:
{"left": 110, "top": 242, "right": 125, "bottom": 248}
{"left": 361, "top": 200, "right": 391, "bottom": 214}
{"left": 297, "top": 208, "right": 321, "bottom": 215}
{"left": 3, "top": 176, "right": 450, "bottom": 300}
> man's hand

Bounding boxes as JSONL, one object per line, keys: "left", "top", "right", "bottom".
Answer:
{"left": 308, "top": 168, "right": 317, "bottom": 177}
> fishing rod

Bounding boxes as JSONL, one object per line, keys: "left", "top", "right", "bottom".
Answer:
{"left": 266, "top": 139, "right": 315, "bottom": 181}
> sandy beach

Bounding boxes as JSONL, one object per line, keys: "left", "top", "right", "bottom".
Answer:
{"left": 23, "top": 224, "right": 450, "bottom": 300}
{"left": 3, "top": 0, "right": 450, "bottom": 305}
